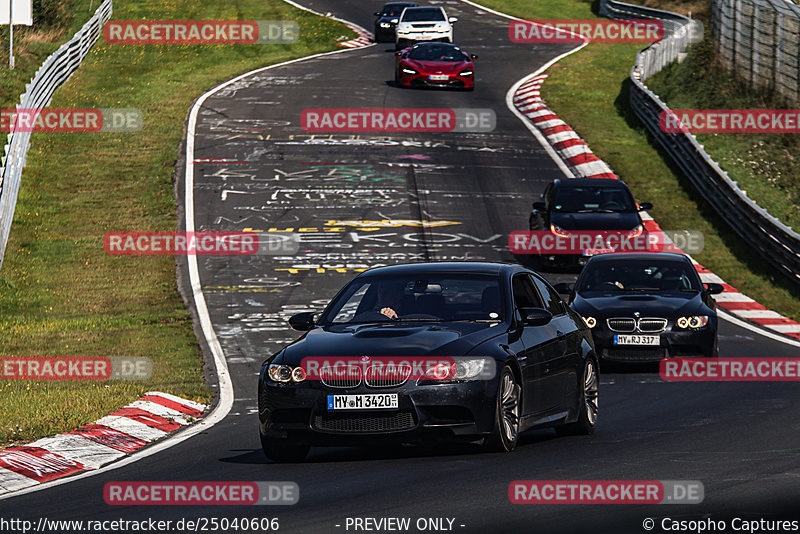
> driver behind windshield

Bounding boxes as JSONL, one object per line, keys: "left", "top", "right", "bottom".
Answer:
{"left": 376, "top": 282, "right": 405, "bottom": 319}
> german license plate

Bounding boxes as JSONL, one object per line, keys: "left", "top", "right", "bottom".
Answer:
{"left": 429, "top": 74, "right": 449, "bottom": 81}
{"left": 613, "top": 334, "right": 660, "bottom": 346}
{"left": 327, "top": 394, "right": 398, "bottom": 410}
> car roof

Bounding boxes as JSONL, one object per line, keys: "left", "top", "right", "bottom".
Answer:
{"left": 554, "top": 178, "right": 631, "bottom": 189}
{"left": 585, "top": 252, "right": 691, "bottom": 264}
{"left": 356, "top": 262, "right": 521, "bottom": 277}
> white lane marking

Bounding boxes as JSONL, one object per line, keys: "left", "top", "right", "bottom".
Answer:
{"left": 718, "top": 309, "right": 800, "bottom": 348}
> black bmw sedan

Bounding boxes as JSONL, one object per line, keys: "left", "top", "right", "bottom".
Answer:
{"left": 258, "top": 262, "right": 598, "bottom": 461}
{"left": 529, "top": 178, "right": 652, "bottom": 268}
{"left": 374, "top": 2, "right": 418, "bottom": 42}
{"left": 556, "top": 253, "right": 723, "bottom": 364}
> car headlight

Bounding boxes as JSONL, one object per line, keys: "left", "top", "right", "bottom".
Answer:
{"left": 402, "top": 67, "right": 418, "bottom": 75}
{"left": 458, "top": 69, "right": 473, "bottom": 77}
{"left": 268, "top": 363, "right": 306, "bottom": 383}
{"left": 550, "top": 224, "right": 570, "bottom": 238}
{"left": 676, "top": 315, "right": 709, "bottom": 329}
{"left": 453, "top": 358, "right": 489, "bottom": 380}
{"left": 420, "top": 358, "right": 494, "bottom": 383}
{"left": 397, "top": 28, "right": 410, "bottom": 34}
{"left": 582, "top": 316, "right": 597, "bottom": 328}
{"left": 380, "top": 22, "right": 391, "bottom": 28}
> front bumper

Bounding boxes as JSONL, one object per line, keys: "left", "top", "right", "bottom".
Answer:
{"left": 258, "top": 378, "right": 496, "bottom": 444}
{"left": 591, "top": 325, "right": 716, "bottom": 362}
{"left": 396, "top": 32, "right": 452, "bottom": 43}
{"left": 399, "top": 71, "right": 473, "bottom": 89}
{"left": 375, "top": 26, "right": 396, "bottom": 41}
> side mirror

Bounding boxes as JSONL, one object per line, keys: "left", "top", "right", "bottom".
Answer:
{"left": 553, "top": 282, "right": 574, "bottom": 294}
{"left": 288, "top": 312, "right": 315, "bottom": 331}
{"left": 638, "top": 202, "right": 653, "bottom": 211}
{"left": 705, "top": 283, "right": 724, "bottom": 295}
{"left": 533, "top": 201, "right": 546, "bottom": 211}
{"left": 374, "top": 12, "right": 382, "bottom": 16}
{"left": 520, "top": 307, "right": 553, "bottom": 327}
{"left": 470, "top": 54, "right": 478, "bottom": 60}
{"left": 395, "top": 51, "right": 403, "bottom": 57}
{"left": 449, "top": 17, "right": 458, "bottom": 23}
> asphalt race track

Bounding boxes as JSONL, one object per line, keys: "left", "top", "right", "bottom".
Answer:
{"left": 3, "top": 1, "right": 800, "bottom": 532}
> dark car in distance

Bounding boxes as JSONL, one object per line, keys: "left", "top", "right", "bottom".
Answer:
{"left": 529, "top": 178, "right": 653, "bottom": 267}
{"left": 258, "top": 262, "right": 598, "bottom": 461}
{"left": 555, "top": 253, "right": 723, "bottom": 363}
{"left": 374, "top": 2, "right": 418, "bottom": 42}
{"left": 395, "top": 42, "right": 477, "bottom": 90}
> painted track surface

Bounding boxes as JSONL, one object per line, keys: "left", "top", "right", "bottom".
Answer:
{"left": 2, "top": 1, "right": 800, "bottom": 532}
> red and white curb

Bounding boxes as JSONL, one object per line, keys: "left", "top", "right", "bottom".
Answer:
{"left": 513, "top": 72, "right": 800, "bottom": 341}
{"left": 338, "top": 24, "right": 373, "bottom": 48}
{"left": 0, "top": 392, "right": 207, "bottom": 495}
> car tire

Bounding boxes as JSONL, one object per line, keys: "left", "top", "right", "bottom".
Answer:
{"left": 395, "top": 40, "right": 405, "bottom": 51}
{"left": 482, "top": 365, "right": 521, "bottom": 452}
{"left": 395, "top": 67, "right": 401, "bottom": 85}
{"left": 556, "top": 357, "right": 598, "bottom": 436}
{"left": 260, "top": 433, "right": 310, "bottom": 462}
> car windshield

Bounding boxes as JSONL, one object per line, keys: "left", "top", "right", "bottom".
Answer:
{"left": 401, "top": 8, "right": 445, "bottom": 21}
{"left": 577, "top": 260, "right": 702, "bottom": 294}
{"left": 551, "top": 185, "right": 636, "bottom": 213}
{"left": 408, "top": 45, "right": 467, "bottom": 62}
{"left": 320, "top": 274, "right": 504, "bottom": 324}
{"left": 382, "top": 4, "right": 415, "bottom": 16}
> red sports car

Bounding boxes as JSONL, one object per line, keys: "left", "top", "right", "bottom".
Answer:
{"left": 395, "top": 42, "right": 477, "bottom": 90}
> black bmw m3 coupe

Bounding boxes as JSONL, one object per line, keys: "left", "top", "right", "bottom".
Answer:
{"left": 258, "top": 262, "right": 598, "bottom": 461}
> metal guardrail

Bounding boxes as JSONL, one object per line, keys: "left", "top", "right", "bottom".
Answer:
{"left": 712, "top": 0, "right": 800, "bottom": 107}
{"left": 599, "top": 0, "right": 800, "bottom": 285}
{"left": 0, "top": 0, "right": 112, "bottom": 269}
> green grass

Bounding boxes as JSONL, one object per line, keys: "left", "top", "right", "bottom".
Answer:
{"left": 0, "top": 0, "right": 355, "bottom": 447}
{"left": 647, "top": 33, "right": 800, "bottom": 232}
{"left": 0, "top": 0, "right": 94, "bottom": 107}
{"left": 475, "top": 0, "right": 800, "bottom": 318}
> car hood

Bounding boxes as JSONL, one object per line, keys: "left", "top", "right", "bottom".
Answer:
{"left": 403, "top": 59, "right": 470, "bottom": 75}
{"left": 276, "top": 321, "right": 505, "bottom": 364}
{"left": 572, "top": 292, "right": 711, "bottom": 317}
{"left": 550, "top": 210, "right": 641, "bottom": 231}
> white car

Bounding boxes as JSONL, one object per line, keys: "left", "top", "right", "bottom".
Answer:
{"left": 395, "top": 6, "right": 457, "bottom": 50}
